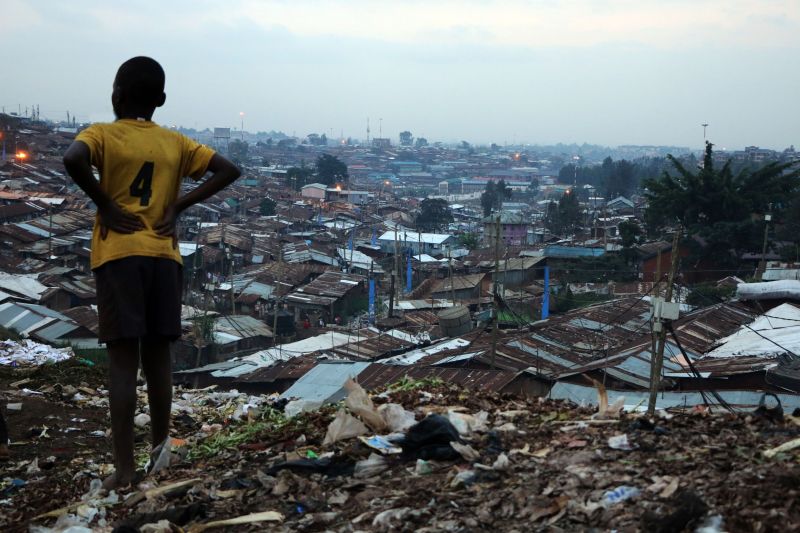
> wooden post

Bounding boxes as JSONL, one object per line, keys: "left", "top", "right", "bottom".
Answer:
{"left": 647, "top": 227, "right": 682, "bottom": 416}
{"left": 490, "top": 214, "right": 501, "bottom": 370}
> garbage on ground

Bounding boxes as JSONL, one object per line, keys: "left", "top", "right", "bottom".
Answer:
{"left": 354, "top": 453, "right": 389, "bottom": 478}
{"left": 446, "top": 409, "right": 489, "bottom": 435}
{"left": 378, "top": 403, "right": 416, "bottom": 432}
{"left": 0, "top": 339, "right": 73, "bottom": 367}
{"left": 602, "top": 486, "right": 641, "bottom": 507}
{"left": 283, "top": 399, "right": 322, "bottom": 418}
{"left": 3, "top": 356, "right": 800, "bottom": 531}
{"left": 398, "top": 414, "right": 462, "bottom": 460}
{"left": 763, "top": 436, "right": 800, "bottom": 458}
{"left": 607, "top": 433, "right": 635, "bottom": 451}
{"left": 358, "top": 435, "right": 402, "bottom": 454}
{"left": 344, "top": 379, "right": 387, "bottom": 432}
{"left": 134, "top": 413, "right": 151, "bottom": 428}
{"left": 323, "top": 409, "right": 368, "bottom": 445}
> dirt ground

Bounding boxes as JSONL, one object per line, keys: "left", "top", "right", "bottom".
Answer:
{"left": 2, "top": 362, "right": 800, "bottom": 532}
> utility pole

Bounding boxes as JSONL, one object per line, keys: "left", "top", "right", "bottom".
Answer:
{"left": 490, "top": 214, "right": 501, "bottom": 370}
{"left": 759, "top": 208, "right": 772, "bottom": 280}
{"left": 647, "top": 227, "right": 682, "bottom": 416}
{"left": 272, "top": 246, "right": 282, "bottom": 345}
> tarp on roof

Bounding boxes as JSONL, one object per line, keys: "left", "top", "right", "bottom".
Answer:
{"left": 280, "top": 361, "right": 371, "bottom": 403}
{"left": 705, "top": 303, "right": 800, "bottom": 358}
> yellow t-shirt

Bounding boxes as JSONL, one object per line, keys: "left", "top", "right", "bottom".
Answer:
{"left": 76, "top": 119, "right": 215, "bottom": 269}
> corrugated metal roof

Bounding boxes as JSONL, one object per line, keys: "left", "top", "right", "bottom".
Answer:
{"left": 280, "top": 361, "right": 371, "bottom": 402}
{"left": 356, "top": 363, "right": 521, "bottom": 393}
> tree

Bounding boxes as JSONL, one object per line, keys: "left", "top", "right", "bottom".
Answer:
{"left": 259, "top": 197, "right": 276, "bottom": 216}
{"left": 458, "top": 232, "right": 479, "bottom": 250}
{"left": 558, "top": 190, "right": 582, "bottom": 235}
{"left": 415, "top": 137, "right": 428, "bottom": 148}
{"left": 644, "top": 141, "right": 800, "bottom": 266}
{"left": 286, "top": 166, "right": 313, "bottom": 191}
{"left": 399, "top": 131, "right": 413, "bottom": 146}
{"left": 416, "top": 198, "right": 453, "bottom": 232}
{"left": 481, "top": 182, "right": 496, "bottom": 216}
{"left": 481, "top": 179, "right": 513, "bottom": 216}
{"left": 315, "top": 154, "right": 348, "bottom": 186}
{"left": 544, "top": 191, "right": 582, "bottom": 235}
{"left": 618, "top": 219, "right": 641, "bottom": 264}
{"left": 228, "top": 139, "right": 248, "bottom": 164}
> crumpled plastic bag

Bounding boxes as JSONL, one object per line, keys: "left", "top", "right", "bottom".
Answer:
{"left": 354, "top": 453, "right": 389, "bottom": 478}
{"left": 344, "top": 379, "right": 387, "bottom": 432}
{"left": 398, "top": 414, "right": 462, "bottom": 460}
{"left": 378, "top": 403, "right": 416, "bottom": 432}
{"left": 323, "top": 408, "right": 369, "bottom": 445}
{"left": 283, "top": 399, "right": 323, "bottom": 418}
{"left": 145, "top": 437, "right": 187, "bottom": 474}
{"left": 446, "top": 410, "right": 489, "bottom": 436}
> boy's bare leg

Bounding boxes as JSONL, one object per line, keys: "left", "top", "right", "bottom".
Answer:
{"left": 140, "top": 337, "right": 172, "bottom": 448}
{"left": 105, "top": 338, "right": 140, "bottom": 489}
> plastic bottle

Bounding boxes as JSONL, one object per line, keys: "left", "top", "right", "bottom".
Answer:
{"left": 602, "top": 486, "right": 641, "bottom": 507}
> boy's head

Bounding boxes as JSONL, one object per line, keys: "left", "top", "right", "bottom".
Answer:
{"left": 112, "top": 56, "right": 166, "bottom": 119}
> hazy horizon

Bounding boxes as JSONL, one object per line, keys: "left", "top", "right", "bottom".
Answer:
{"left": 2, "top": 0, "right": 798, "bottom": 150}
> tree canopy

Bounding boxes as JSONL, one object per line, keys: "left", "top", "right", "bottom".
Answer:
{"left": 286, "top": 166, "right": 313, "bottom": 191}
{"left": 643, "top": 141, "right": 800, "bottom": 266}
{"left": 544, "top": 191, "right": 582, "bottom": 236}
{"left": 399, "top": 131, "right": 413, "bottom": 146}
{"left": 416, "top": 198, "right": 453, "bottom": 232}
{"left": 315, "top": 154, "right": 348, "bottom": 186}
{"left": 481, "top": 180, "right": 512, "bottom": 216}
{"left": 228, "top": 139, "right": 248, "bottom": 164}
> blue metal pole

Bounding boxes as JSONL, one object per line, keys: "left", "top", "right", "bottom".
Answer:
{"left": 368, "top": 277, "right": 376, "bottom": 324}
{"left": 405, "top": 249, "right": 412, "bottom": 294}
{"left": 541, "top": 265, "right": 550, "bottom": 320}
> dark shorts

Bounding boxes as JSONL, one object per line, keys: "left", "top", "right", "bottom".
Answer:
{"left": 94, "top": 256, "right": 183, "bottom": 344}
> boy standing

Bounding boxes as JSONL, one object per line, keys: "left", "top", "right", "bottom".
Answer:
{"left": 63, "top": 56, "right": 240, "bottom": 489}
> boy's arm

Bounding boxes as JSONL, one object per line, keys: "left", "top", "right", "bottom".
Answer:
{"left": 63, "top": 141, "right": 145, "bottom": 235}
{"left": 154, "top": 153, "right": 241, "bottom": 237}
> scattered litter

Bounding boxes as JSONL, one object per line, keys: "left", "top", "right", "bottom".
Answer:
{"left": 763, "top": 436, "right": 800, "bottom": 458}
{"left": 323, "top": 409, "right": 368, "bottom": 445}
{"left": 450, "top": 441, "right": 481, "bottom": 461}
{"left": 414, "top": 459, "right": 431, "bottom": 475}
{"left": 378, "top": 403, "right": 417, "bottom": 432}
{"left": 354, "top": 453, "right": 389, "bottom": 478}
{"left": 6, "top": 403, "right": 22, "bottom": 411}
{"left": 0, "top": 339, "right": 73, "bottom": 366}
{"left": 187, "top": 510, "right": 283, "bottom": 532}
{"left": 283, "top": 399, "right": 322, "bottom": 418}
{"left": 134, "top": 413, "right": 151, "bottom": 427}
{"left": 446, "top": 410, "right": 489, "bottom": 435}
{"left": 608, "top": 434, "right": 635, "bottom": 451}
{"left": 359, "top": 435, "right": 402, "bottom": 455}
{"left": 344, "top": 379, "right": 387, "bottom": 432}
{"left": 602, "top": 486, "right": 641, "bottom": 507}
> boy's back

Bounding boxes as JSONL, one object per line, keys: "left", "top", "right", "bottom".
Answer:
{"left": 76, "top": 120, "right": 213, "bottom": 269}
{"left": 63, "top": 56, "right": 240, "bottom": 489}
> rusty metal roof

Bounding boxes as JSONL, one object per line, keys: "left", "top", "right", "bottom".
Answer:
{"left": 286, "top": 271, "right": 365, "bottom": 307}
{"left": 356, "top": 363, "right": 521, "bottom": 393}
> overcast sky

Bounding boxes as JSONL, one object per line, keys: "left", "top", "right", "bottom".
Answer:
{"left": 2, "top": 0, "right": 798, "bottom": 149}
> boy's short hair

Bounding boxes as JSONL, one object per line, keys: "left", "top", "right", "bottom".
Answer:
{"left": 115, "top": 56, "right": 165, "bottom": 107}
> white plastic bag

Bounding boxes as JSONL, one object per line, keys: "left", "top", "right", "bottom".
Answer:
{"left": 323, "top": 408, "right": 369, "bottom": 445}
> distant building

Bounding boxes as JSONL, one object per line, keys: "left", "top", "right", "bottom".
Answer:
{"left": 483, "top": 212, "right": 530, "bottom": 247}
{"left": 372, "top": 138, "right": 391, "bottom": 149}
{"left": 301, "top": 183, "right": 327, "bottom": 202}
{"left": 377, "top": 230, "right": 456, "bottom": 256}
{"left": 438, "top": 181, "right": 449, "bottom": 195}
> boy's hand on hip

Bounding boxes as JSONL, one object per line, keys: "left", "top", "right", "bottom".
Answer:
{"left": 154, "top": 205, "right": 179, "bottom": 248}
{"left": 98, "top": 203, "right": 145, "bottom": 239}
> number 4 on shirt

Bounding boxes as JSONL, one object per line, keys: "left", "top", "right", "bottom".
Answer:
{"left": 130, "top": 161, "right": 154, "bottom": 206}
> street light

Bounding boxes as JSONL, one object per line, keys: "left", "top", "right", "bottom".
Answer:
{"left": 239, "top": 111, "right": 245, "bottom": 140}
